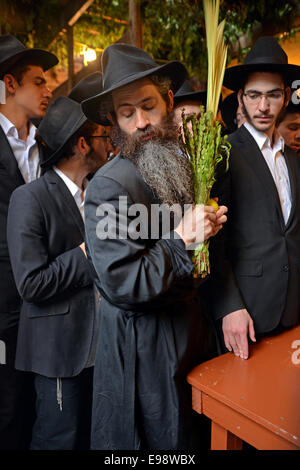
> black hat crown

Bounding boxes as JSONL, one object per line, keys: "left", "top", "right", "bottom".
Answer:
{"left": 68, "top": 72, "right": 111, "bottom": 126}
{"left": 68, "top": 72, "right": 104, "bottom": 103}
{"left": 0, "top": 34, "right": 58, "bottom": 78}
{"left": 174, "top": 79, "right": 207, "bottom": 105}
{"left": 39, "top": 96, "right": 87, "bottom": 168}
{"left": 244, "top": 37, "right": 288, "bottom": 66}
{"left": 102, "top": 44, "right": 158, "bottom": 91}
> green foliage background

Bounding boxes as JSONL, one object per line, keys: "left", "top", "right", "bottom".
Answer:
{"left": 0, "top": 0, "right": 298, "bottom": 83}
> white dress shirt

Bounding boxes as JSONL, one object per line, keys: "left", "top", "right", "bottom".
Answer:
{"left": 244, "top": 121, "right": 292, "bottom": 225}
{"left": 53, "top": 166, "right": 88, "bottom": 220}
{"left": 0, "top": 112, "right": 40, "bottom": 183}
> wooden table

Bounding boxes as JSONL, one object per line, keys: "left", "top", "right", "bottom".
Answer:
{"left": 187, "top": 325, "right": 300, "bottom": 450}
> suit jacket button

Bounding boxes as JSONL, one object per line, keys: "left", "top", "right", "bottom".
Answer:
{"left": 283, "top": 265, "right": 289, "bottom": 272}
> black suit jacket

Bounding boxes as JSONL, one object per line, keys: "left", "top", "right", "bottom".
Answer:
{"left": 7, "top": 169, "right": 96, "bottom": 377}
{"left": 209, "top": 124, "right": 300, "bottom": 333}
{"left": 0, "top": 126, "right": 26, "bottom": 331}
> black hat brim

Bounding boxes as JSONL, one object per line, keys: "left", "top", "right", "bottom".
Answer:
{"left": 1, "top": 48, "right": 58, "bottom": 77}
{"left": 223, "top": 63, "right": 300, "bottom": 91}
{"left": 40, "top": 114, "right": 87, "bottom": 168}
{"left": 81, "top": 61, "right": 187, "bottom": 124}
{"left": 174, "top": 90, "right": 207, "bottom": 104}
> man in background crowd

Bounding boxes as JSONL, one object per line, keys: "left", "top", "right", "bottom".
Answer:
{"left": 0, "top": 34, "right": 57, "bottom": 450}
{"left": 173, "top": 79, "right": 207, "bottom": 129}
{"left": 220, "top": 91, "right": 246, "bottom": 134}
{"left": 7, "top": 95, "right": 110, "bottom": 449}
{"left": 277, "top": 94, "right": 300, "bottom": 156}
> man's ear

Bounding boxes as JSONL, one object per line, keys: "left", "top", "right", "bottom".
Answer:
{"left": 2, "top": 74, "right": 18, "bottom": 95}
{"left": 77, "top": 136, "right": 90, "bottom": 155}
{"left": 237, "top": 89, "right": 243, "bottom": 107}
{"left": 167, "top": 89, "right": 174, "bottom": 112}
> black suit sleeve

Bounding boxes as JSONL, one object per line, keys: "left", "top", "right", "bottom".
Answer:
{"left": 7, "top": 186, "right": 92, "bottom": 303}
{"left": 207, "top": 156, "right": 245, "bottom": 321}
{"left": 84, "top": 175, "right": 194, "bottom": 310}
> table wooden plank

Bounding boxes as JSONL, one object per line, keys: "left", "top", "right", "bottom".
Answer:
{"left": 187, "top": 325, "right": 300, "bottom": 449}
{"left": 211, "top": 421, "right": 243, "bottom": 450}
{"left": 203, "top": 394, "right": 299, "bottom": 450}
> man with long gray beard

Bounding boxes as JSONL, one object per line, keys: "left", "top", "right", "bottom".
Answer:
{"left": 81, "top": 44, "right": 227, "bottom": 450}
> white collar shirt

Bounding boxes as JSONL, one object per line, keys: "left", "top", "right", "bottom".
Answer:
{"left": 53, "top": 166, "right": 88, "bottom": 220}
{"left": 0, "top": 112, "right": 40, "bottom": 183}
{"left": 244, "top": 121, "right": 292, "bottom": 225}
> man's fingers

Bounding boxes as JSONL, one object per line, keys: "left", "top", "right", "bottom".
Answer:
{"left": 249, "top": 319, "right": 256, "bottom": 343}
{"left": 226, "top": 332, "right": 240, "bottom": 356}
{"left": 238, "top": 331, "right": 249, "bottom": 360}
{"left": 223, "top": 332, "right": 232, "bottom": 352}
{"left": 216, "top": 205, "right": 228, "bottom": 216}
{"left": 216, "top": 214, "right": 227, "bottom": 225}
{"left": 203, "top": 205, "right": 215, "bottom": 213}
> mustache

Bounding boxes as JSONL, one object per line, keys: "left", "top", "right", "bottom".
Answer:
{"left": 130, "top": 124, "right": 170, "bottom": 142}
{"left": 110, "top": 112, "right": 180, "bottom": 158}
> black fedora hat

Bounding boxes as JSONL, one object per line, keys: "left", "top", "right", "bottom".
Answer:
{"left": 220, "top": 92, "right": 239, "bottom": 131}
{"left": 174, "top": 80, "right": 207, "bottom": 105}
{"left": 39, "top": 97, "right": 87, "bottom": 168}
{"left": 68, "top": 72, "right": 111, "bottom": 126}
{"left": 223, "top": 36, "right": 300, "bottom": 91}
{"left": 81, "top": 43, "right": 187, "bottom": 124}
{"left": 68, "top": 72, "right": 103, "bottom": 103}
{"left": 0, "top": 34, "right": 58, "bottom": 79}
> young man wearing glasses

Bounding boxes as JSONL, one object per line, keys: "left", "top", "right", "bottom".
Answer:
{"left": 207, "top": 37, "right": 300, "bottom": 360}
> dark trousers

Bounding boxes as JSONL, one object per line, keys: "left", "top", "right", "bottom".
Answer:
{"left": 0, "top": 325, "right": 35, "bottom": 450}
{"left": 31, "top": 367, "right": 93, "bottom": 450}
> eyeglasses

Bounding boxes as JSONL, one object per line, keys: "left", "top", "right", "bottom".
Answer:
{"left": 243, "top": 89, "right": 285, "bottom": 104}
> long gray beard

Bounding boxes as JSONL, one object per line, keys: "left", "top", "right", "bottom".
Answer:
{"left": 133, "top": 139, "right": 194, "bottom": 206}
{"left": 110, "top": 119, "right": 194, "bottom": 206}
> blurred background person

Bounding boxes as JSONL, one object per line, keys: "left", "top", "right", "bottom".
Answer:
{"left": 277, "top": 97, "right": 300, "bottom": 156}
{"left": 220, "top": 91, "right": 246, "bottom": 134}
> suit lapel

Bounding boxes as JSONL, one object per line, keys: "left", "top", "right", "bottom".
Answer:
{"left": 0, "top": 126, "right": 25, "bottom": 185}
{"left": 45, "top": 169, "right": 85, "bottom": 238}
{"left": 237, "top": 125, "right": 285, "bottom": 228}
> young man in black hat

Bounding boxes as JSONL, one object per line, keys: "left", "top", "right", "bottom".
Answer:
{"left": 208, "top": 36, "right": 300, "bottom": 360}
{"left": 6, "top": 96, "right": 110, "bottom": 450}
{"left": 81, "top": 44, "right": 228, "bottom": 450}
{"left": 0, "top": 34, "right": 58, "bottom": 450}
